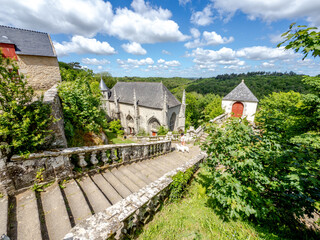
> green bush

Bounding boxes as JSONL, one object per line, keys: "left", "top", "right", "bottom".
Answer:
{"left": 169, "top": 167, "right": 194, "bottom": 202}
{"left": 0, "top": 53, "right": 53, "bottom": 156}
{"left": 157, "top": 126, "right": 168, "bottom": 135}
{"left": 109, "top": 120, "right": 124, "bottom": 136}
{"left": 58, "top": 78, "right": 108, "bottom": 140}
{"left": 202, "top": 118, "right": 320, "bottom": 227}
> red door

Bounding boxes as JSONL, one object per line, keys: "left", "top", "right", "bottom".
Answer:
{"left": 231, "top": 102, "right": 244, "bottom": 118}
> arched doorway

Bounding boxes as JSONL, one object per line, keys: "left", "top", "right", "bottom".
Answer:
{"left": 169, "top": 112, "right": 176, "bottom": 131}
{"left": 231, "top": 102, "right": 244, "bottom": 118}
{"left": 126, "top": 115, "right": 134, "bottom": 134}
{"left": 148, "top": 117, "right": 160, "bottom": 136}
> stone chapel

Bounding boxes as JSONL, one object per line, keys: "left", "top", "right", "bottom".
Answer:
{"left": 222, "top": 80, "right": 258, "bottom": 122}
{"left": 100, "top": 81, "right": 186, "bottom": 135}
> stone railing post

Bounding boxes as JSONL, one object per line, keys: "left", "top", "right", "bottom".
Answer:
{"left": 121, "top": 147, "right": 130, "bottom": 162}
{"left": 101, "top": 150, "right": 109, "bottom": 164}
{"left": 143, "top": 144, "right": 149, "bottom": 159}
{"left": 90, "top": 151, "right": 98, "bottom": 165}
{"left": 110, "top": 148, "right": 118, "bottom": 162}
{"left": 78, "top": 153, "right": 87, "bottom": 168}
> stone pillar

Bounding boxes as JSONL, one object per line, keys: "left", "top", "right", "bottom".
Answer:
{"left": 133, "top": 89, "right": 139, "bottom": 134}
{"left": 114, "top": 89, "right": 120, "bottom": 119}
{"left": 177, "top": 89, "right": 186, "bottom": 132}
{"left": 162, "top": 91, "right": 168, "bottom": 128}
{"left": 0, "top": 142, "right": 14, "bottom": 194}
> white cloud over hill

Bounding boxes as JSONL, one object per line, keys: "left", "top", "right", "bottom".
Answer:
{"left": 53, "top": 36, "right": 116, "bottom": 56}
{"left": 122, "top": 42, "right": 147, "bottom": 55}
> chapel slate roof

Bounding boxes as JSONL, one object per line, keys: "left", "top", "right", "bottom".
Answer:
{"left": 0, "top": 25, "right": 55, "bottom": 57}
{"left": 109, "top": 82, "right": 181, "bottom": 109}
{"left": 223, "top": 80, "right": 259, "bottom": 102}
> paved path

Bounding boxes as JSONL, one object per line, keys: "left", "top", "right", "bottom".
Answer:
{"left": 1, "top": 145, "right": 200, "bottom": 240}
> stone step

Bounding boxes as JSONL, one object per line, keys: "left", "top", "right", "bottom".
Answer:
{"left": 130, "top": 163, "right": 159, "bottom": 182}
{"left": 0, "top": 194, "right": 8, "bottom": 237}
{"left": 91, "top": 174, "right": 123, "bottom": 205}
{"left": 16, "top": 190, "right": 42, "bottom": 240}
{"left": 41, "top": 183, "right": 72, "bottom": 240}
{"left": 77, "top": 176, "right": 111, "bottom": 214}
{"left": 102, "top": 171, "right": 132, "bottom": 198}
{"left": 110, "top": 168, "right": 140, "bottom": 193}
{"left": 63, "top": 179, "right": 92, "bottom": 225}
{"left": 135, "top": 161, "right": 164, "bottom": 179}
{"left": 117, "top": 166, "right": 148, "bottom": 188}
{"left": 124, "top": 163, "right": 153, "bottom": 184}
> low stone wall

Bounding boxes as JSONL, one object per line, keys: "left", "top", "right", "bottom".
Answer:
{"left": 2, "top": 141, "right": 171, "bottom": 193}
{"left": 64, "top": 152, "right": 207, "bottom": 240}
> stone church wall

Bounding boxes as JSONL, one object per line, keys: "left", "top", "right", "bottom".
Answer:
{"left": 17, "top": 55, "right": 61, "bottom": 91}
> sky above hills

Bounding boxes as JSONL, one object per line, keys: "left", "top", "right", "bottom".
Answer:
{"left": 1, "top": 0, "right": 320, "bottom": 77}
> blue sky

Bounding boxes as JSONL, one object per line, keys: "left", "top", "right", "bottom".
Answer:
{"left": 1, "top": 0, "right": 320, "bottom": 77}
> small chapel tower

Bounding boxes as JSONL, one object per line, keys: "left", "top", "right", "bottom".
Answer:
{"left": 133, "top": 89, "right": 139, "bottom": 133}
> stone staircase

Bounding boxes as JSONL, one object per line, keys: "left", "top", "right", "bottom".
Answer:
{"left": 199, "top": 132, "right": 209, "bottom": 143}
{"left": 0, "top": 145, "right": 201, "bottom": 240}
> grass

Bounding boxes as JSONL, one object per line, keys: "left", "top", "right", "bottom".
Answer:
{"left": 136, "top": 171, "right": 291, "bottom": 240}
{"left": 105, "top": 130, "right": 135, "bottom": 144}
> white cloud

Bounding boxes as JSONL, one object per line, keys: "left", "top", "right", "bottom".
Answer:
{"left": 82, "top": 58, "right": 110, "bottom": 65}
{"left": 212, "top": 0, "right": 320, "bottom": 26}
{"left": 185, "top": 30, "right": 234, "bottom": 48}
{"left": 107, "top": 0, "right": 189, "bottom": 43}
{"left": 98, "top": 66, "right": 103, "bottom": 70}
{"left": 190, "top": 28, "right": 201, "bottom": 38}
{"left": 121, "top": 42, "right": 147, "bottom": 55}
{"left": 164, "top": 60, "right": 181, "bottom": 66}
{"left": 157, "top": 59, "right": 165, "bottom": 64}
{"left": 162, "top": 50, "right": 171, "bottom": 55}
{"left": 189, "top": 46, "right": 299, "bottom": 70}
{"left": 191, "top": 5, "right": 214, "bottom": 26}
{"left": 262, "top": 62, "right": 275, "bottom": 67}
{"left": 0, "top": 0, "right": 188, "bottom": 44}
{"left": 0, "top": 0, "right": 113, "bottom": 37}
{"left": 236, "top": 46, "right": 296, "bottom": 60}
{"left": 179, "top": 0, "right": 191, "bottom": 6}
{"left": 269, "top": 33, "right": 285, "bottom": 44}
{"left": 53, "top": 36, "right": 116, "bottom": 56}
{"left": 117, "top": 57, "right": 154, "bottom": 69}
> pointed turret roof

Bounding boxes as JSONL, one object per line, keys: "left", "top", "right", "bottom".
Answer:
{"left": 223, "top": 80, "right": 258, "bottom": 102}
{"left": 99, "top": 79, "right": 109, "bottom": 91}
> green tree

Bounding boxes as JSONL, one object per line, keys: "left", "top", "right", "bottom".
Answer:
{"left": 278, "top": 23, "right": 320, "bottom": 59}
{"left": 0, "top": 53, "right": 53, "bottom": 156}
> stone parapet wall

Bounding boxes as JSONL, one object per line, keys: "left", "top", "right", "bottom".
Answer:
{"left": 17, "top": 55, "right": 61, "bottom": 91}
{"left": 64, "top": 152, "right": 207, "bottom": 240}
{"left": 1, "top": 141, "right": 172, "bottom": 193}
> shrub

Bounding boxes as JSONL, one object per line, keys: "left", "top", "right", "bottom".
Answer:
{"left": 0, "top": 53, "right": 53, "bottom": 156}
{"left": 202, "top": 118, "right": 320, "bottom": 226}
{"left": 109, "top": 120, "right": 124, "bottom": 136}
{"left": 169, "top": 167, "right": 194, "bottom": 202}
{"left": 58, "top": 77, "right": 108, "bottom": 141}
{"left": 157, "top": 125, "right": 168, "bottom": 135}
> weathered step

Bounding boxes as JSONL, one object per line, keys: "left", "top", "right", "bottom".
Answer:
{"left": 16, "top": 190, "right": 41, "bottom": 240}
{"left": 130, "top": 163, "right": 159, "bottom": 182}
{"left": 134, "top": 161, "right": 164, "bottom": 179}
{"left": 117, "top": 166, "right": 148, "bottom": 188}
{"left": 91, "top": 174, "right": 123, "bottom": 205}
{"left": 41, "top": 183, "right": 72, "bottom": 240}
{"left": 124, "top": 164, "right": 153, "bottom": 184}
{"left": 0, "top": 194, "right": 8, "bottom": 236}
{"left": 77, "top": 176, "right": 111, "bottom": 214}
{"left": 110, "top": 168, "right": 140, "bottom": 193}
{"left": 102, "top": 171, "right": 132, "bottom": 198}
{"left": 63, "top": 179, "right": 92, "bottom": 225}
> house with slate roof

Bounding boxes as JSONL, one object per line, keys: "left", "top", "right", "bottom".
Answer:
{"left": 100, "top": 81, "right": 186, "bottom": 135}
{"left": 0, "top": 25, "right": 61, "bottom": 90}
{"left": 222, "top": 80, "right": 258, "bottom": 122}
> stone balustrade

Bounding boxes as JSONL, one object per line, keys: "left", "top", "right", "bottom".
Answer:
{"left": 2, "top": 141, "right": 171, "bottom": 192}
